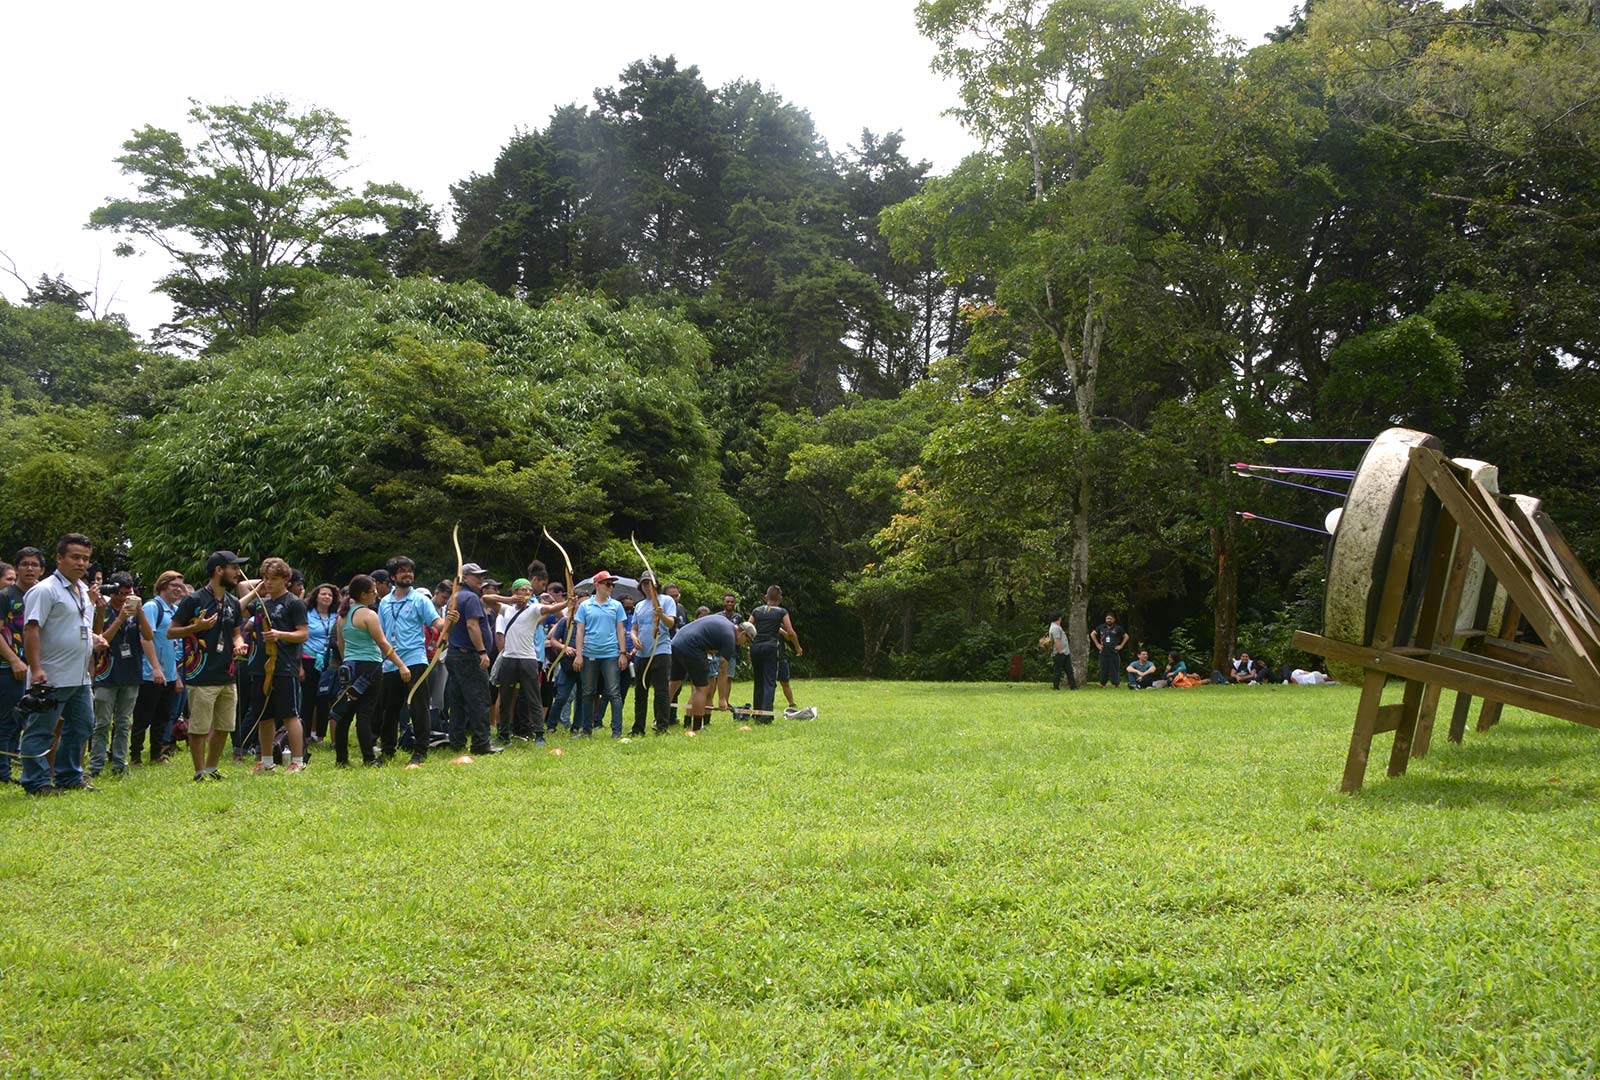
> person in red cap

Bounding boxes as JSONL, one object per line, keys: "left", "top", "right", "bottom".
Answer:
{"left": 571, "top": 571, "right": 627, "bottom": 738}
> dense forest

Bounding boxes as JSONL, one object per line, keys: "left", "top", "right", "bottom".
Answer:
{"left": 2, "top": 0, "right": 1596, "bottom": 682}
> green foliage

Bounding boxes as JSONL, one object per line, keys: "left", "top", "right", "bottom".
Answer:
{"left": 0, "top": 401, "right": 130, "bottom": 559}
{"left": 89, "top": 97, "right": 428, "bottom": 351}
{"left": 0, "top": 297, "right": 153, "bottom": 409}
{"left": 120, "top": 278, "right": 734, "bottom": 583}
{"left": 1320, "top": 315, "right": 1464, "bottom": 430}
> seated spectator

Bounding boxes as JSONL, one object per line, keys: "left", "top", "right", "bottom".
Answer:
{"left": 1212, "top": 651, "right": 1260, "bottom": 685}
{"left": 1250, "top": 655, "right": 1273, "bottom": 684}
{"left": 1156, "top": 651, "right": 1187, "bottom": 688}
{"left": 1125, "top": 649, "right": 1157, "bottom": 690}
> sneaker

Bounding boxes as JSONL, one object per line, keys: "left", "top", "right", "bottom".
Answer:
{"left": 534, "top": 736, "right": 546, "bottom": 747}
{"left": 285, "top": 761, "right": 307, "bottom": 774}
{"left": 362, "top": 758, "right": 383, "bottom": 768}
{"left": 205, "top": 770, "right": 225, "bottom": 781}
{"left": 194, "top": 771, "right": 207, "bottom": 782}
{"left": 251, "top": 761, "right": 276, "bottom": 775}
{"left": 483, "top": 744, "right": 505, "bottom": 755}
{"left": 25, "top": 786, "right": 62, "bottom": 797}
{"left": 61, "top": 782, "right": 101, "bottom": 792}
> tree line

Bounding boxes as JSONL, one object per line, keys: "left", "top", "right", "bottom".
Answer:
{"left": 3, "top": 0, "right": 1595, "bottom": 681}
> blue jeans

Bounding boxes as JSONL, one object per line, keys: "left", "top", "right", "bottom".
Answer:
{"left": 20, "top": 683, "right": 94, "bottom": 792}
{"left": 0, "top": 674, "right": 25, "bottom": 782}
{"left": 549, "top": 666, "right": 576, "bottom": 731}
{"left": 577, "top": 658, "right": 623, "bottom": 737}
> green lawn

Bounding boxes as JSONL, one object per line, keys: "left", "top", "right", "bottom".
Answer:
{"left": 3, "top": 681, "right": 1597, "bottom": 1078}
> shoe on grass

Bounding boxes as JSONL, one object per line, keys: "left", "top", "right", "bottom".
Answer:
{"left": 285, "top": 761, "right": 307, "bottom": 774}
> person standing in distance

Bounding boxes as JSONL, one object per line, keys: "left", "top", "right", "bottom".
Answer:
{"left": 572, "top": 571, "right": 627, "bottom": 739}
{"left": 17, "top": 534, "right": 102, "bottom": 795}
{"left": 1047, "top": 610, "right": 1076, "bottom": 691}
{"left": 630, "top": 570, "right": 677, "bottom": 736}
{"left": 130, "top": 571, "right": 185, "bottom": 765}
{"left": 1091, "top": 612, "right": 1128, "bottom": 689}
{"left": 376, "top": 555, "right": 450, "bottom": 767}
{"left": 0, "top": 547, "right": 46, "bottom": 783}
{"left": 242, "top": 558, "right": 311, "bottom": 773}
{"left": 444, "top": 562, "right": 499, "bottom": 762}
{"left": 749, "top": 586, "right": 801, "bottom": 724}
{"left": 89, "top": 572, "right": 160, "bottom": 778}
{"left": 169, "top": 551, "right": 249, "bottom": 780}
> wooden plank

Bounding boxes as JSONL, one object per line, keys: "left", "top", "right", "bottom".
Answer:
{"left": 1372, "top": 463, "right": 1431, "bottom": 650}
{"left": 1447, "top": 690, "right": 1473, "bottom": 744}
{"left": 1478, "top": 640, "right": 1566, "bottom": 678}
{"left": 1411, "top": 505, "right": 1467, "bottom": 760}
{"left": 1501, "top": 497, "right": 1600, "bottom": 640}
{"left": 1428, "top": 646, "right": 1579, "bottom": 696}
{"left": 1296, "top": 632, "right": 1600, "bottom": 729}
{"left": 1374, "top": 703, "right": 1404, "bottom": 735}
{"left": 1478, "top": 597, "right": 1521, "bottom": 733}
{"left": 1388, "top": 679, "right": 1426, "bottom": 777}
{"left": 1411, "top": 451, "right": 1600, "bottom": 700}
{"left": 1342, "top": 669, "right": 1390, "bottom": 794}
{"left": 1529, "top": 507, "right": 1600, "bottom": 629}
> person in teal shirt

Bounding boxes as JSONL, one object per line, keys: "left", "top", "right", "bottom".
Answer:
{"left": 1125, "top": 648, "right": 1157, "bottom": 690}
{"left": 572, "top": 572, "right": 627, "bottom": 738}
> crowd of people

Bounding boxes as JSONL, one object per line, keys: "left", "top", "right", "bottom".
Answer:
{"left": 0, "top": 535, "right": 810, "bottom": 797}
{"left": 1043, "top": 611, "right": 1337, "bottom": 690}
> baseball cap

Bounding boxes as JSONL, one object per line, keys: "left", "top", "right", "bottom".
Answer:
{"left": 205, "top": 551, "right": 247, "bottom": 575}
{"left": 592, "top": 570, "right": 617, "bottom": 585}
{"left": 512, "top": 578, "right": 532, "bottom": 590}
{"left": 460, "top": 563, "right": 487, "bottom": 576}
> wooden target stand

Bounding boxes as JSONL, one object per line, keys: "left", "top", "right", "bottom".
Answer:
{"left": 1294, "top": 445, "right": 1600, "bottom": 793}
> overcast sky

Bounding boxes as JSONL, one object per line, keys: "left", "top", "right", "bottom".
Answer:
{"left": 1, "top": 0, "right": 1293, "bottom": 337}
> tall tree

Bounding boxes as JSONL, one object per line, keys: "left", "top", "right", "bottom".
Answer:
{"left": 90, "top": 97, "right": 425, "bottom": 351}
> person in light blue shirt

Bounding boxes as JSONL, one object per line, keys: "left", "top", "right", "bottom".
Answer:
{"left": 131, "top": 570, "right": 184, "bottom": 765}
{"left": 572, "top": 572, "right": 627, "bottom": 738}
{"left": 630, "top": 571, "right": 677, "bottom": 735}
{"left": 376, "top": 555, "right": 447, "bottom": 766}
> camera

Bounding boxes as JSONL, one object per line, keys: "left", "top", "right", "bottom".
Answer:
{"left": 16, "top": 684, "right": 56, "bottom": 716}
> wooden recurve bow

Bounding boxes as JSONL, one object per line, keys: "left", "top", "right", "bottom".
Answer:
{"left": 407, "top": 523, "right": 463, "bottom": 706}
{"left": 542, "top": 527, "right": 577, "bottom": 678}
{"left": 631, "top": 532, "right": 665, "bottom": 691}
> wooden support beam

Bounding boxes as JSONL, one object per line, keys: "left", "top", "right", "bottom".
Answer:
{"left": 1295, "top": 632, "right": 1600, "bottom": 729}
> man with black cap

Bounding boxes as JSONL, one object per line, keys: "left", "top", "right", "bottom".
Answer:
{"left": 169, "top": 551, "right": 249, "bottom": 779}
{"left": 443, "top": 561, "right": 499, "bottom": 762}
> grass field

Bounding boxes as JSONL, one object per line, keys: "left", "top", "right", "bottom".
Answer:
{"left": 2, "top": 680, "right": 1597, "bottom": 1078}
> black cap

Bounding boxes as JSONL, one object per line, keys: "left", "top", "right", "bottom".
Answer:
{"left": 289, "top": 568, "right": 305, "bottom": 585}
{"left": 370, "top": 569, "right": 391, "bottom": 583}
{"left": 206, "top": 551, "right": 247, "bottom": 575}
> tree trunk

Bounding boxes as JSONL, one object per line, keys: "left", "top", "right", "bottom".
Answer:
{"left": 1211, "top": 521, "right": 1239, "bottom": 673}
{"left": 1069, "top": 457, "right": 1092, "bottom": 686}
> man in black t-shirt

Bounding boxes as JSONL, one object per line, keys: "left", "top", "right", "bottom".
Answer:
{"left": 170, "top": 551, "right": 249, "bottom": 779}
{"left": 1091, "top": 613, "right": 1129, "bottom": 689}
{"left": 242, "top": 557, "right": 310, "bottom": 773}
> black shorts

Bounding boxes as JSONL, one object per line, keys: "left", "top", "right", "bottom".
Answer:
{"left": 671, "top": 651, "right": 711, "bottom": 688}
{"left": 250, "top": 673, "right": 301, "bottom": 721}
{"left": 777, "top": 655, "right": 791, "bottom": 682}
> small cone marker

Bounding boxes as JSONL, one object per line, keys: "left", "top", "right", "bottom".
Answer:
{"left": 548, "top": 747, "right": 566, "bottom": 756}
{"left": 685, "top": 729, "right": 698, "bottom": 737}
{"left": 452, "top": 754, "right": 475, "bottom": 765}
{"left": 404, "top": 763, "right": 422, "bottom": 770}
{"left": 738, "top": 725, "right": 753, "bottom": 732}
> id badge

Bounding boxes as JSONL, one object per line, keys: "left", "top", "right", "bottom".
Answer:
{"left": 81, "top": 626, "right": 89, "bottom": 641}
{"left": 119, "top": 642, "right": 133, "bottom": 659}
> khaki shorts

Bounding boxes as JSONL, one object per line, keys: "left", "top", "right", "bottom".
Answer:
{"left": 186, "top": 684, "right": 237, "bottom": 735}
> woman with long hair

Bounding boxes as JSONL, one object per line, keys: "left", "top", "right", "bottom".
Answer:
{"left": 332, "top": 575, "right": 409, "bottom": 766}
{"left": 302, "top": 583, "right": 340, "bottom": 744}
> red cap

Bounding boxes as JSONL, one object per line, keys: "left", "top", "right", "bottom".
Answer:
{"left": 592, "top": 570, "right": 616, "bottom": 585}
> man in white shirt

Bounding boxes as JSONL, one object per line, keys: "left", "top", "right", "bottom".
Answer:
{"left": 493, "top": 577, "right": 567, "bottom": 746}
{"left": 18, "top": 534, "right": 103, "bottom": 796}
